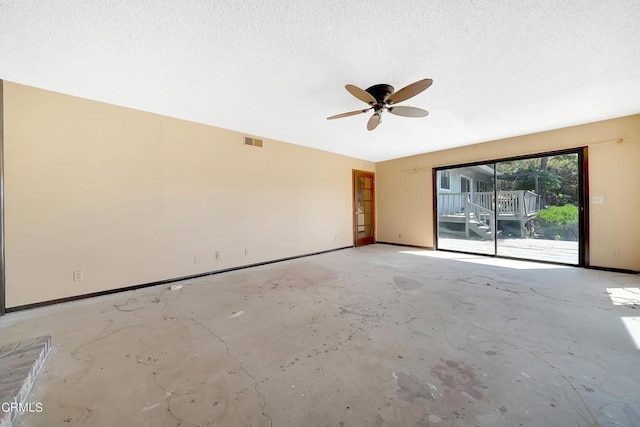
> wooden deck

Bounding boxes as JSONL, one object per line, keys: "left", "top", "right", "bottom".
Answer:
{"left": 439, "top": 190, "right": 539, "bottom": 219}
{"left": 438, "top": 190, "right": 539, "bottom": 239}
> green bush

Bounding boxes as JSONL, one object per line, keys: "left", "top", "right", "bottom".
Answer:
{"left": 535, "top": 204, "right": 579, "bottom": 240}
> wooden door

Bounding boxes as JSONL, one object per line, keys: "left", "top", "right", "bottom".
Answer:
{"left": 353, "top": 170, "right": 375, "bottom": 246}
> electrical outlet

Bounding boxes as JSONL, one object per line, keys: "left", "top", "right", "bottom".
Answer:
{"left": 170, "top": 284, "right": 182, "bottom": 291}
{"left": 398, "top": 233, "right": 402, "bottom": 239}
{"left": 592, "top": 196, "right": 604, "bottom": 204}
{"left": 244, "top": 249, "right": 248, "bottom": 256}
{"left": 194, "top": 255, "right": 200, "bottom": 264}
{"left": 612, "top": 249, "right": 620, "bottom": 259}
{"left": 73, "top": 271, "right": 83, "bottom": 282}
{"left": 215, "top": 251, "right": 220, "bottom": 260}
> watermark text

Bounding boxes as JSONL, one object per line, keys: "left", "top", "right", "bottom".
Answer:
{"left": 1, "top": 402, "right": 44, "bottom": 413}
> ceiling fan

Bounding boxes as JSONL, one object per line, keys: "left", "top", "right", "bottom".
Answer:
{"left": 327, "top": 78, "right": 433, "bottom": 131}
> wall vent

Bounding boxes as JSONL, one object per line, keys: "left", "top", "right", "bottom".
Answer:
{"left": 244, "top": 136, "right": 263, "bottom": 148}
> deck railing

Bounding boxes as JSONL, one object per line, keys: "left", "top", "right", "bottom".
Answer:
{"left": 438, "top": 190, "right": 539, "bottom": 217}
{"left": 467, "top": 201, "right": 493, "bottom": 226}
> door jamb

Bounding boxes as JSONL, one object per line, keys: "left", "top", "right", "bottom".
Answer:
{"left": 0, "top": 80, "right": 6, "bottom": 316}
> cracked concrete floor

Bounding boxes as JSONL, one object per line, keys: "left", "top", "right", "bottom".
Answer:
{"left": 2, "top": 244, "right": 640, "bottom": 426}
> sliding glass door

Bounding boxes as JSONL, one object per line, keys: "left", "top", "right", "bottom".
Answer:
{"left": 435, "top": 150, "right": 584, "bottom": 265}
{"left": 495, "top": 153, "right": 580, "bottom": 263}
{"left": 436, "top": 164, "right": 496, "bottom": 255}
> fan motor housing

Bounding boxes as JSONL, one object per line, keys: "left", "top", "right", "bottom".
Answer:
{"left": 365, "top": 84, "right": 394, "bottom": 105}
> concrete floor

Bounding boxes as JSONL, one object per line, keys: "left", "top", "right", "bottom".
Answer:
{"left": 1, "top": 244, "right": 639, "bottom": 426}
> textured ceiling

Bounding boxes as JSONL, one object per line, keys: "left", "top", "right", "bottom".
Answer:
{"left": 1, "top": 1, "right": 639, "bottom": 161}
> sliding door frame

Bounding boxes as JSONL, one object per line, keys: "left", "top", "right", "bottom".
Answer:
{"left": 433, "top": 147, "right": 589, "bottom": 266}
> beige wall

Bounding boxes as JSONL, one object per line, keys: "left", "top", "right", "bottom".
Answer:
{"left": 377, "top": 115, "right": 640, "bottom": 271}
{"left": 3, "top": 81, "right": 638, "bottom": 308}
{"left": 3, "top": 82, "right": 374, "bottom": 307}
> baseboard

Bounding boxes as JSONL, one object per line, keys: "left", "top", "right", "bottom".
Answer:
{"left": 375, "top": 241, "right": 434, "bottom": 250}
{"left": 5, "top": 245, "right": 353, "bottom": 313}
{"left": 586, "top": 265, "right": 640, "bottom": 275}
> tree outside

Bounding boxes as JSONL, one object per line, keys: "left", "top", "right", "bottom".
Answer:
{"left": 497, "top": 153, "right": 579, "bottom": 240}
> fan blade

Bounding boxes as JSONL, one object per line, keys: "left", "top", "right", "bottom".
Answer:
{"left": 387, "top": 78, "right": 433, "bottom": 105}
{"left": 345, "top": 84, "right": 376, "bottom": 105}
{"left": 326, "top": 108, "right": 370, "bottom": 120}
{"left": 367, "top": 113, "right": 381, "bottom": 131}
{"left": 388, "top": 106, "right": 429, "bottom": 117}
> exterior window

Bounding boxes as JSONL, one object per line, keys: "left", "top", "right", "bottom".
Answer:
{"left": 477, "top": 181, "right": 488, "bottom": 192}
{"left": 460, "top": 176, "right": 471, "bottom": 193}
{"left": 440, "top": 171, "right": 450, "bottom": 190}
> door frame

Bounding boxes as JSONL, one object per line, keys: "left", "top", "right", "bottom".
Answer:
{"left": 433, "top": 147, "right": 588, "bottom": 266}
{"left": 0, "top": 80, "right": 5, "bottom": 316}
{"left": 353, "top": 169, "right": 375, "bottom": 247}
